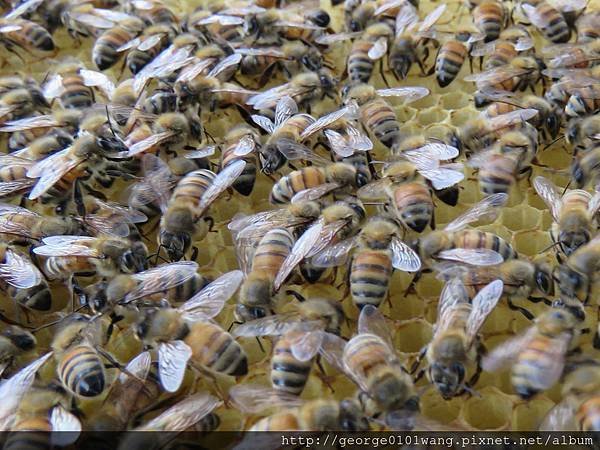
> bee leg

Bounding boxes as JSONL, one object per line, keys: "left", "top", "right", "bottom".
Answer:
{"left": 404, "top": 270, "right": 422, "bottom": 297}
{"left": 190, "top": 361, "right": 228, "bottom": 404}
{"left": 507, "top": 297, "right": 534, "bottom": 320}
{"left": 409, "top": 345, "right": 427, "bottom": 375}
{"left": 593, "top": 329, "right": 600, "bottom": 349}
{"left": 379, "top": 59, "right": 390, "bottom": 88}
{"left": 315, "top": 356, "right": 335, "bottom": 393}
{"left": 190, "top": 246, "right": 199, "bottom": 262}
{"left": 105, "top": 313, "right": 125, "bottom": 345}
{"left": 257, "top": 63, "right": 279, "bottom": 89}
{"left": 527, "top": 296, "right": 552, "bottom": 306}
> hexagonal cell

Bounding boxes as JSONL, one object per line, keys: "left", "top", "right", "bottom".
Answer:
{"left": 417, "top": 107, "right": 450, "bottom": 126}
{"left": 450, "top": 109, "right": 476, "bottom": 127}
{"left": 535, "top": 145, "right": 572, "bottom": 169}
{"left": 396, "top": 106, "right": 417, "bottom": 122}
{"left": 460, "top": 386, "right": 515, "bottom": 430}
{"left": 425, "top": 124, "right": 455, "bottom": 141}
{"left": 415, "top": 272, "right": 444, "bottom": 298}
{"left": 512, "top": 396, "right": 555, "bottom": 431}
{"left": 420, "top": 387, "right": 462, "bottom": 424}
{"left": 440, "top": 91, "right": 471, "bottom": 110}
{"left": 481, "top": 303, "right": 517, "bottom": 335}
{"left": 408, "top": 93, "right": 440, "bottom": 109}
{"left": 393, "top": 319, "right": 433, "bottom": 354}
{"left": 499, "top": 205, "right": 542, "bottom": 233}
{"left": 512, "top": 230, "right": 552, "bottom": 257}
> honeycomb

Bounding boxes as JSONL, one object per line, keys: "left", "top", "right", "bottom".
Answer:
{"left": 0, "top": 0, "right": 598, "bottom": 437}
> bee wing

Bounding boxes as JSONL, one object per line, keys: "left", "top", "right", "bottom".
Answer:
{"left": 419, "top": 166, "right": 464, "bottom": 190}
{"left": 207, "top": 53, "right": 242, "bottom": 79}
{"left": 390, "top": 237, "right": 421, "bottom": 272}
{"left": 137, "top": 393, "right": 221, "bottom": 431}
{"left": 539, "top": 401, "right": 577, "bottom": 431}
{"left": 376, "top": 86, "right": 430, "bottom": 103}
{"left": 0, "top": 249, "right": 42, "bottom": 289}
{"left": 4, "top": 0, "right": 44, "bottom": 19}
{"left": 368, "top": 37, "right": 388, "bottom": 61}
{"left": 435, "top": 277, "right": 469, "bottom": 335}
{"left": 119, "top": 350, "right": 151, "bottom": 383}
{"left": 290, "top": 329, "right": 325, "bottom": 362}
{"left": 470, "top": 41, "right": 504, "bottom": 57}
{"left": 0, "top": 115, "right": 57, "bottom": 132}
{"left": 310, "top": 236, "right": 357, "bottom": 267}
{"left": 127, "top": 131, "right": 175, "bottom": 156}
{"left": 232, "top": 135, "right": 256, "bottom": 156}
{"left": 80, "top": 69, "right": 115, "bottom": 99}
{"left": 232, "top": 313, "right": 304, "bottom": 337}
{"left": 69, "top": 11, "right": 115, "bottom": 29}
{"left": 229, "top": 384, "right": 304, "bottom": 414}
{"left": 588, "top": 187, "right": 600, "bottom": 217}
{"left": 134, "top": 45, "right": 194, "bottom": 94}
{"left": 374, "top": 0, "right": 405, "bottom": 16}
{"left": 116, "top": 37, "right": 141, "bottom": 52}
{"left": 527, "top": 333, "right": 570, "bottom": 392}
{"left": 87, "top": 197, "right": 148, "bottom": 224}
{"left": 273, "top": 220, "right": 324, "bottom": 291}
{"left": 275, "top": 139, "right": 331, "bottom": 166}
{"left": 228, "top": 210, "right": 284, "bottom": 232}
{"left": 0, "top": 352, "right": 52, "bottom": 430}
{"left": 26, "top": 147, "right": 69, "bottom": 179}
{"left": 198, "top": 14, "right": 244, "bottom": 25}
{"left": 33, "top": 235, "right": 99, "bottom": 257}
{"left": 481, "top": 328, "right": 536, "bottom": 372}
{"left": 464, "top": 65, "right": 537, "bottom": 86}
{"left": 93, "top": 8, "right": 134, "bottom": 23}
{"left": 403, "top": 142, "right": 459, "bottom": 169}
{"left": 346, "top": 124, "right": 373, "bottom": 151}
{"left": 50, "top": 405, "right": 81, "bottom": 443}
{"left": 300, "top": 106, "right": 351, "bottom": 141}
{"left": 444, "top": 193, "right": 508, "bottom": 232}
{"left": 358, "top": 304, "right": 394, "bottom": 349}
{"left": 306, "top": 219, "right": 350, "bottom": 258}
{"left": 0, "top": 23, "right": 22, "bottom": 33}
{"left": 325, "top": 129, "right": 354, "bottom": 157}
{"left": 395, "top": 4, "right": 420, "bottom": 37}
{"left": 43, "top": 74, "right": 65, "bottom": 100}
{"left": 251, "top": 114, "right": 275, "bottom": 134}
{"left": 247, "top": 82, "right": 292, "bottom": 109}
{"left": 357, "top": 179, "right": 389, "bottom": 200}
{"left": 0, "top": 202, "right": 38, "bottom": 217}
{"left": 187, "top": 145, "right": 218, "bottom": 159}
{"left": 533, "top": 176, "right": 562, "bottom": 221}
{"left": 236, "top": 47, "right": 287, "bottom": 57}
{"left": 315, "top": 31, "right": 361, "bottom": 45}
{"left": 548, "top": 0, "right": 587, "bottom": 12}
{"left": 138, "top": 33, "right": 164, "bottom": 52}
{"left": 318, "top": 332, "right": 347, "bottom": 373}
{"left": 179, "top": 270, "right": 244, "bottom": 321}
{"left": 0, "top": 179, "right": 35, "bottom": 197}
{"left": 465, "top": 279, "right": 503, "bottom": 345}
{"left": 290, "top": 183, "right": 341, "bottom": 203}
{"left": 125, "top": 262, "right": 199, "bottom": 303}
{"left": 176, "top": 58, "right": 214, "bottom": 83}
{"left": 437, "top": 248, "right": 504, "bottom": 266}
{"left": 198, "top": 159, "right": 246, "bottom": 213}
{"left": 27, "top": 149, "right": 82, "bottom": 200}
{"left": 418, "top": 3, "right": 446, "bottom": 32}
{"left": 158, "top": 340, "right": 192, "bottom": 393}
{"left": 274, "top": 96, "right": 299, "bottom": 129}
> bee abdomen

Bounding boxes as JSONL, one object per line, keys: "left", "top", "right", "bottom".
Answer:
{"left": 435, "top": 41, "right": 467, "bottom": 87}
{"left": 253, "top": 229, "right": 294, "bottom": 278}
{"left": 271, "top": 337, "right": 312, "bottom": 395}
{"left": 222, "top": 149, "right": 257, "bottom": 196}
{"left": 512, "top": 337, "right": 555, "bottom": 399}
{"left": 392, "top": 183, "right": 433, "bottom": 232}
{"left": 188, "top": 323, "right": 248, "bottom": 376}
{"left": 350, "top": 250, "right": 392, "bottom": 309}
{"left": 58, "top": 345, "right": 105, "bottom": 397}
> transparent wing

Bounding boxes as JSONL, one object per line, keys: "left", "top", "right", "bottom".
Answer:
{"left": 522, "top": 4, "right": 549, "bottom": 29}
{"left": 315, "top": 32, "right": 361, "bottom": 45}
{"left": 464, "top": 65, "right": 538, "bottom": 86}
{"left": 232, "top": 136, "right": 256, "bottom": 156}
{"left": 33, "top": 236, "right": 98, "bottom": 257}
{"left": 0, "top": 249, "right": 42, "bottom": 289}
{"left": 435, "top": 277, "right": 469, "bottom": 336}
{"left": 158, "top": 340, "right": 192, "bottom": 393}
{"left": 290, "top": 330, "right": 324, "bottom": 362}
{"left": 207, "top": 53, "right": 242, "bottom": 79}
{"left": 290, "top": 183, "right": 341, "bottom": 203}
{"left": 481, "top": 329, "right": 535, "bottom": 372}
{"left": 229, "top": 384, "right": 304, "bottom": 414}
{"left": 69, "top": 11, "right": 114, "bottom": 29}
{"left": 127, "top": 131, "right": 175, "bottom": 156}
{"left": 232, "top": 313, "right": 312, "bottom": 338}
{"left": 377, "top": 87, "right": 430, "bottom": 103}
{"left": 419, "top": 4, "right": 446, "bottom": 32}
{"left": 395, "top": 3, "right": 420, "bottom": 37}
{"left": 123, "top": 262, "right": 199, "bottom": 303}
{"left": 390, "top": 237, "right": 421, "bottom": 272}
{"left": 251, "top": 114, "right": 275, "bottom": 134}
{"left": 137, "top": 393, "right": 221, "bottom": 431}
{"left": 179, "top": 270, "right": 244, "bottom": 321}
{"left": 368, "top": 37, "right": 388, "bottom": 60}
{"left": 526, "top": 333, "right": 570, "bottom": 391}
{"left": 357, "top": 179, "right": 389, "bottom": 200}
{"left": 488, "top": 109, "right": 538, "bottom": 131}
{"left": 134, "top": 45, "right": 194, "bottom": 94}
{"left": 310, "top": 236, "right": 357, "bottom": 267}
{"left": 27, "top": 149, "right": 81, "bottom": 200}
{"left": 273, "top": 221, "right": 324, "bottom": 291}
{"left": 358, "top": 304, "right": 394, "bottom": 350}
{"left": 80, "top": 69, "right": 115, "bottom": 98}
{"left": 139, "top": 33, "right": 164, "bottom": 52}
{"left": 118, "top": 350, "right": 151, "bottom": 383}
{"left": 187, "top": 145, "right": 217, "bottom": 159}
{"left": 539, "top": 401, "right": 577, "bottom": 431}
{"left": 300, "top": 105, "right": 352, "bottom": 141}
{"left": 4, "top": 0, "right": 44, "bottom": 19}
{"left": 0, "top": 179, "right": 34, "bottom": 197}
{"left": 305, "top": 219, "right": 349, "bottom": 258}
{"left": 318, "top": 332, "right": 347, "bottom": 373}
{"left": 465, "top": 279, "right": 503, "bottom": 345}
{"left": 116, "top": 36, "right": 141, "bottom": 52}
{"left": 437, "top": 248, "right": 504, "bottom": 266}
{"left": 533, "top": 176, "right": 562, "bottom": 221}
{"left": 444, "top": 193, "right": 508, "bottom": 232}
{"left": 403, "top": 142, "right": 459, "bottom": 170}
{"left": 0, "top": 115, "right": 57, "bottom": 132}
{"left": 325, "top": 129, "right": 354, "bottom": 157}
{"left": 50, "top": 405, "right": 81, "bottom": 437}
{"left": 175, "top": 58, "right": 214, "bottom": 83}
{"left": 275, "top": 139, "right": 331, "bottom": 166}
{"left": 346, "top": 124, "right": 373, "bottom": 151}
{"left": 420, "top": 166, "right": 464, "bottom": 190}
{"left": 274, "top": 96, "right": 298, "bottom": 128}
{"left": 198, "top": 159, "right": 246, "bottom": 213}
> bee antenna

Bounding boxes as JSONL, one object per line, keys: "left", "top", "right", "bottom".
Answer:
{"left": 539, "top": 240, "right": 561, "bottom": 253}
{"left": 285, "top": 289, "right": 306, "bottom": 302}
{"left": 542, "top": 135, "right": 564, "bottom": 151}
{"left": 561, "top": 180, "right": 571, "bottom": 196}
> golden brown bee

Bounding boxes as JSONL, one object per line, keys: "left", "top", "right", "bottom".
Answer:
{"left": 472, "top": 0, "right": 507, "bottom": 42}
{"left": 133, "top": 270, "right": 247, "bottom": 392}
{"left": 0, "top": 18, "right": 54, "bottom": 53}
{"left": 556, "top": 236, "right": 600, "bottom": 304}
{"left": 92, "top": 17, "right": 145, "bottom": 70}
{"left": 522, "top": 1, "right": 574, "bottom": 44}
{"left": 43, "top": 62, "right": 98, "bottom": 110}
{"left": 346, "top": 22, "right": 393, "bottom": 85}
{"left": 0, "top": 325, "right": 36, "bottom": 376}
{"left": 464, "top": 56, "right": 545, "bottom": 93}
{"left": 220, "top": 124, "right": 261, "bottom": 196}
{"left": 483, "top": 308, "right": 579, "bottom": 399}
{"left": 33, "top": 234, "right": 148, "bottom": 281}
{"left": 124, "top": 24, "right": 178, "bottom": 75}
{"left": 411, "top": 278, "right": 503, "bottom": 399}
{"left": 141, "top": 84, "right": 178, "bottom": 115}
{"left": 534, "top": 176, "right": 600, "bottom": 257}
{"left": 576, "top": 11, "right": 600, "bottom": 43}
{"left": 434, "top": 31, "right": 480, "bottom": 88}
{"left": 126, "top": 112, "right": 193, "bottom": 157}
{"left": 566, "top": 114, "right": 600, "bottom": 154}
{"left": 242, "top": 8, "right": 326, "bottom": 44}
{"left": 565, "top": 85, "right": 600, "bottom": 118}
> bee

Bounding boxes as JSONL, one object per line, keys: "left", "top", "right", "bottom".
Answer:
{"left": 433, "top": 31, "right": 482, "bottom": 88}
{"left": 522, "top": 1, "right": 576, "bottom": 44}
{"left": 358, "top": 142, "right": 464, "bottom": 232}
{"left": 416, "top": 193, "right": 514, "bottom": 268}
{"left": 5, "top": 383, "right": 80, "bottom": 441}
{"left": 534, "top": 176, "right": 600, "bottom": 258}
{"left": 246, "top": 69, "right": 337, "bottom": 111}
{"left": 230, "top": 384, "right": 369, "bottom": 431}
{"left": 133, "top": 271, "right": 247, "bottom": 393}
{"left": 122, "top": 23, "right": 178, "bottom": 75}
{"left": 0, "top": 89, "right": 39, "bottom": 125}
{"left": 243, "top": 8, "right": 326, "bottom": 44}
{"left": 566, "top": 114, "right": 600, "bottom": 154}
{"left": 33, "top": 235, "right": 148, "bottom": 281}
{"left": 344, "top": 0, "right": 377, "bottom": 32}
{"left": 565, "top": 85, "right": 600, "bottom": 118}
{"left": 310, "top": 216, "right": 421, "bottom": 309}
{"left": 0, "top": 326, "right": 36, "bottom": 376}
{"left": 59, "top": 3, "right": 135, "bottom": 40}
{"left": 411, "top": 278, "right": 503, "bottom": 399}
{"left": 571, "top": 143, "right": 600, "bottom": 188}
{"left": 51, "top": 315, "right": 107, "bottom": 397}
{"left": 219, "top": 124, "right": 261, "bottom": 196}
{"left": 472, "top": 0, "right": 507, "bottom": 42}
{"left": 556, "top": 236, "right": 600, "bottom": 304}
{"left": 464, "top": 56, "right": 545, "bottom": 93}
{"left": 345, "top": 22, "right": 393, "bottom": 85}
{"left": 482, "top": 308, "right": 579, "bottom": 399}
{"left": 141, "top": 84, "right": 178, "bottom": 115}
{"left": 0, "top": 14, "right": 54, "bottom": 54}
{"left": 125, "top": 0, "right": 178, "bottom": 26}
{"left": 234, "top": 297, "right": 344, "bottom": 395}
{"left": 92, "top": 17, "right": 145, "bottom": 70}
{"left": 126, "top": 112, "right": 192, "bottom": 157}
{"left": 575, "top": 11, "right": 600, "bottom": 43}
{"left": 156, "top": 159, "right": 246, "bottom": 262}
{"left": 343, "top": 83, "right": 429, "bottom": 150}
{"left": 468, "top": 128, "right": 538, "bottom": 195}
{"left": 273, "top": 197, "right": 366, "bottom": 292}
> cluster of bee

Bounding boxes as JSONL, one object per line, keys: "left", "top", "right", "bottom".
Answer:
{"left": 0, "top": 0, "right": 595, "bottom": 440}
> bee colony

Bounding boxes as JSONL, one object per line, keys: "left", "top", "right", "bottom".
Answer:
{"left": 0, "top": 0, "right": 598, "bottom": 439}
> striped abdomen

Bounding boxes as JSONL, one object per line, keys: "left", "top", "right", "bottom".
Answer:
{"left": 485, "top": 101, "right": 518, "bottom": 118}
{"left": 533, "top": 3, "right": 570, "bottom": 43}
{"left": 473, "top": 1, "right": 504, "bottom": 42}
{"left": 222, "top": 143, "right": 257, "bottom": 196}
{"left": 350, "top": 248, "right": 392, "bottom": 309}
{"left": 169, "top": 170, "right": 215, "bottom": 209}
{"left": 512, "top": 335, "right": 563, "bottom": 399}
{"left": 43, "top": 256, "right": 96, "bottom": 280}
{"left": 391, "top": 182, "right": 433, "bottom": 232}
{"left": 484, "top": 41, "right": 518, "bottom": 69}
{"left": 361, "top": 98, "right": 401, "bottom": 149}
{"left": 435, "top": 40, "right": 467, "bottom": 87}
{"left": 58, "top": 345, "right": 106, "bottom": 397}
{"left": 186, "top": 322, "right": 248, "bottom": 376}
{"left": 8, "top": 20, "right": 54, "bottom": 51}
{"left": 577, "top": 396, "right": 600, "bottom": 431}
{"left": 348, "top": 40, "right": 375, "bottom": 84}
{"left": 252, "top": 228, "right": 294, "bottom": 280}
{"left": 478, "top": 153, "right": 518, "bottom": 194}
{"left": 566, "top": 88, "right": 600, "bottom": 118}
{"left": 164, "top": 273, "right": 210, "bottom": 304}
{"left": 60, "top": 74, "right": 94, "bottom": 109}
{"left": 93, "top": 26, "right": 138, "bottom": 70}
{"left": 270, "top": 166, "right": 326, "bottom": 204}
{"left": 127, "top": 37, "right": 168, "bottom": 74}
{"left": 40, "top": 164, "right": 89, "bottom": 205}
{"left": 451, "top": 229, "right": 517, "bottom": 260}
{"left": 271, "top": 331, "right": 313, "bottom": 395}
{"left": 343, "top": 334, "right": 392, "bottom": 390}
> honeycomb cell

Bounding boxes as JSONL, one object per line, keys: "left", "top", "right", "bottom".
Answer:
{"left": 500, "top": 205, "right": 542, "bottom": 233}
{"left": 409, "top": 93, "right": 440, "bottom": 109}
{"left": 459, "top": 386, "right": 515, "bottom": 430}
{"left": 396, "top": 106, "right": 417, "bottom": 123}
{"left": 419, "top": 387, "right": 462, "bottom": 425}
{"left": 393, "top": 319, "right": 433, "bottom": 354}
{"left": 512, "top": 230, "right": 552, "bottom": 256}
{"left": 512, "top": 396, "right": 555, "bottom": 431}
{"left": 417, "top": 107, "right": 449, "bottom": 126}
{"left": 440, "top": 92, "right": 471, "bottom": 110}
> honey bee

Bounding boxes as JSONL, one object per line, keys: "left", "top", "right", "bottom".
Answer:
{"left": 345, "top": 22, "right": 393, "bottom": 85}
{"left": 556, "top": 235, "right": 600, "bottom": 304}
{"left": 464, "top": 56, "right": 545, "bottom": 93}
{"left": 141, "top": 84, "right": 178, "bottom": 115}
{"left": 343, "top": 83, "right": 429, "bottom": 150}
{"left": 219, "top": 124, "right": 261, "bottom": 196}
{"left": 472, "top": 0, "right": 507, "bottom": 42}
{"left": 126, "top": 112, "right": 193, "bottom": 157}
{"left": 358, "top": 142, "right": 463, "bottom": 232}
{"left": 343, "top": 0, "right": 376, "bottom": 32}
{"left": 0, "top": 326, "right": 36, "bottom": 376}
{"left": 575, "top": 11, "right": 600, "bottom": 43}
{"left": 310, "top": 216, "right": 421, "bottom": 309}
{"left": 273, "top": 197, "right": 366, "bottom": 292}
{"left": 566, "top": 114, "right": 600, "bottom": 154}
{"left": 433, "top": 31, "right": 482, "bottom": 87}
{"left": 33, "top": 234, "right": 148, "bottom": 280}
{"left": 60, "top": 4, "right": 135, "bottom": 40}
{"left": 534, "top": 176, "right": 600, "bottom": 258}
{"left": 91, "top": 17, "right": 145, "bottom": 70}
{"left": 522, "top": 0, "right": 582, "bottom": 44}
{"left": 571, "top": 143, "right": 600, "bottom": 188}
{"left": 134, "top": 270, "right": 247, "bottom": 393}
{"left": 230, "top": 384, "right": 370, "bottom": 431}
{"left": 242, "top": 7, "right": 326, "bottom": 44}
{"left": 125, "top": 0, "right": 178, "bottom": 26}
{"left": 0, "top": 89, "right": 39, "bottom": 125}
{"left": 416, "top": 193, "right": 513, "bottom": 267}
{"left": 0, "top": 153, "right": 36, "bottom": 199}
{"left": 234, "top": 297, "right": 345, "bottom": 395}
{"left": 482, "top": 308, "right": 579, "bottom": 399}
{"left": 468, "top": 128, "right": 538, "bottom": 195}
{"left": 565, "top": 85, "right": 600, "bottom": 118}
{"left": 122, "top": 23, "right": 178, "bottom": 75}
